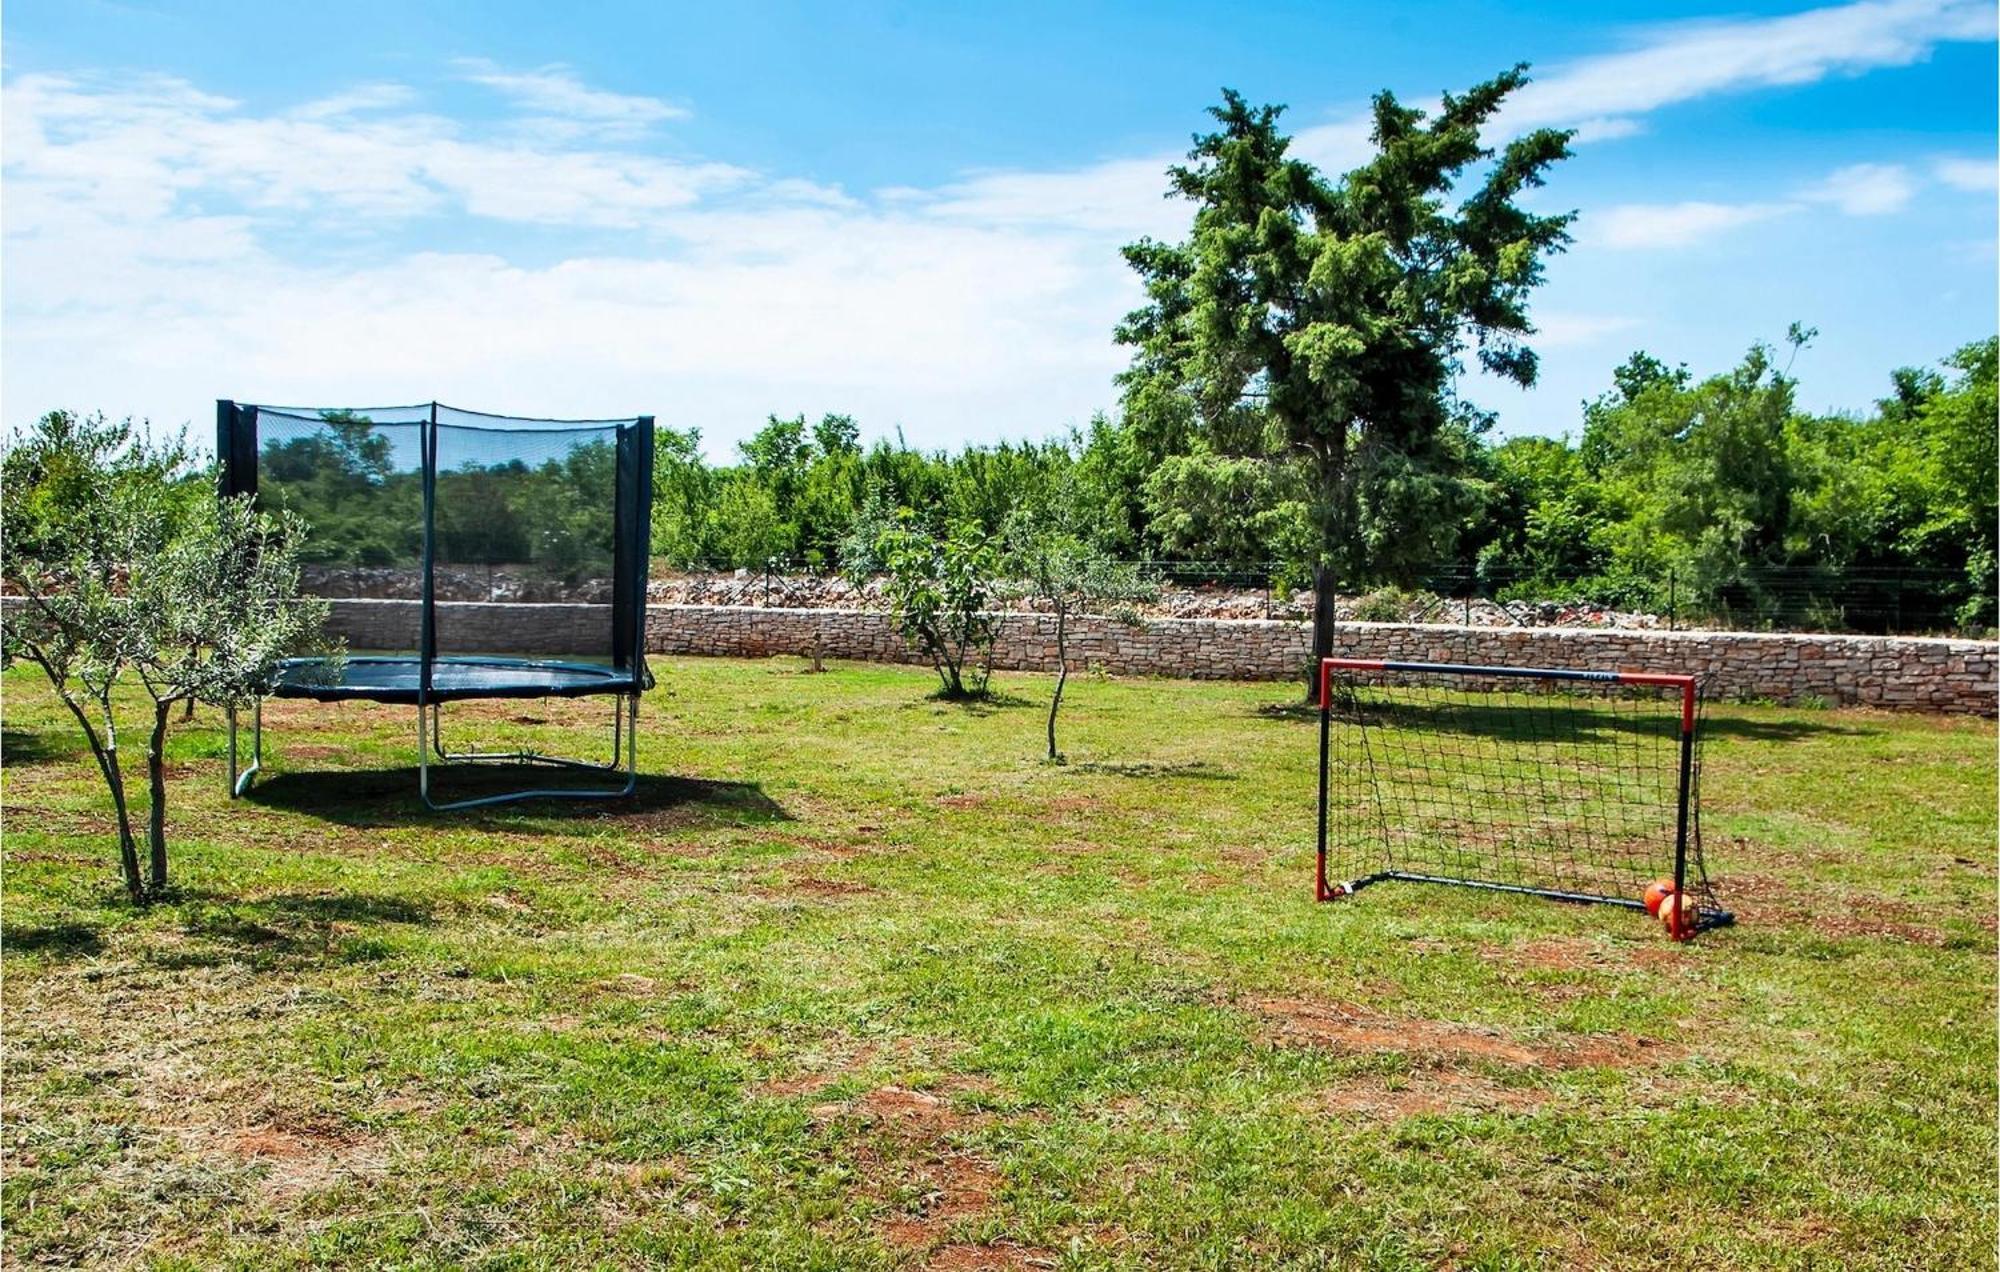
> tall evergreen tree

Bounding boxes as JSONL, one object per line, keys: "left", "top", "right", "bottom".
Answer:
{"left": 1118, "top": 70, "right": 1573, "bottom": 689}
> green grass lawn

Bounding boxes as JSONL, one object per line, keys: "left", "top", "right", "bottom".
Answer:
{"left": 3, "top": 657, "right": 1994, "bottom": 1269}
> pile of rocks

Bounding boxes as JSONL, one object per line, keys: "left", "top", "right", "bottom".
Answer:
{"left": 639, "top": 570, "right": 1669, "bottom": 629}
{"left": 303, "top": 564, "right": 1668, "bottom": 629}
{"left": 648, "top": 571, "right": 888, "bottom": 609}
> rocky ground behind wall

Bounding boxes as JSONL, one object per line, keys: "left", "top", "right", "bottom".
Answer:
{"left": 301, "top": 565, "right": 1663, "bottom": 628}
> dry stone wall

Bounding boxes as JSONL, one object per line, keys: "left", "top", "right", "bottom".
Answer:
{"left": 301, "top": 598, "right": 1997, "bottom": 714}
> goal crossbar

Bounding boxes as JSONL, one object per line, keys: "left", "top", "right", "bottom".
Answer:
{"left": 1316, "top": 656, "right": 1732, "bottom": 936}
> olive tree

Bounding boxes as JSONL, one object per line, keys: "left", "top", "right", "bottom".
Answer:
{"left": 2, "top": 411, "right": 329, "bottom": 903}
{"left": 872, "top": 511, "right": 1003, "bottom": 700}
{"left": 1001, "top": 510, "right": 1155, "bottom": 762}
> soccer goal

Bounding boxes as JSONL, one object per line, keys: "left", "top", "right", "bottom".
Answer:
{"left": 1316, "top": 657, "right": 1731, "bottom": 937}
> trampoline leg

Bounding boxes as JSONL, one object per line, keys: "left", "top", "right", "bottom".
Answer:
{"left": 417, "top": 692, "right": 639, "bottom": 811}
{"left": 427, "top": 697, "right": 629, "bottom": 772}
{"left": 228, "top": 699, "right": 263, "bottom": 799}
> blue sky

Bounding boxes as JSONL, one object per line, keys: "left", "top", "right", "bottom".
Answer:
{"left": 4, "top": 0, "right": 1994, "bottom": 458}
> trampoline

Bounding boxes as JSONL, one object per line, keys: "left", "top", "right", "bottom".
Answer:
{"left": 218, "top": 401, "right": 654, "bottom": 809}
{"left": 270, "top": 656, "right": 636, "bottom": 704}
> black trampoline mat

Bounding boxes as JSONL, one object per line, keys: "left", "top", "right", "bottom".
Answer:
{"left": 271, "top": 656, "right": 636, "bottom": 704}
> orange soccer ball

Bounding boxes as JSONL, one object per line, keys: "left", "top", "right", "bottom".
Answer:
{"left": 1658, "top": 893, "right": 1699, "bottom": 940}
{"left": 1643, "top": 878, "right": 1678, "bottom": 917}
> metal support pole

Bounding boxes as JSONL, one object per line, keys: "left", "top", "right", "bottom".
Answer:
{"left": 1316, "top": 659, "right": 1334, "bottom": 901}
{"left": 228, "top": 699, "right": 263, "bottom": 798}
{"left": 1670, "top": 681, "right": 1696, "bottom": 939}
{"left": 417, "top": 691, "right": 638, "bottom": 811}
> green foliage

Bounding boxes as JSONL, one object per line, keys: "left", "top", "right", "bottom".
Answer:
{"left": 1117, "top": 74, "right": 1571, "bottom": 575}
{"left": 258, "top": 412, "right": 421, "bottom": 566}
{"left": 1001, "top": 487, "right": 1158, "bottom": 760}
{"left": 837, "top": 480, "right": 904, "bottom": 580}
{"left": 651, "top": 424, "right": 719, "bottom": 565}
{"left": 637, "top": 326, "right": 1993, "bottom": 635}
{"left": 873, "top": 513, "right": 1004, "bottom": 700}
{"left": 649, "top": 414, "right": 1130, "bottom": 573}
{"left": 2, "top": 411, "right": 329, "bottom": 903}
{"left": 258, "top": 411, "right": 620, "bottom": 584}
{"left": 1141, "top": 444, "right": 1313, "bottom": 576}
{"left": 1114, "top": 72, "right": 1571, "bottom": 687}
{"left": 1348, "top": 586, "right": 1434, "bottom": 624}
{"left": 1463, "top": 334, "right": 1998, "bottom": 632}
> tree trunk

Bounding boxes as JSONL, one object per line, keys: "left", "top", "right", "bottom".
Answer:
{"left": 85, "top": 702, "right": 144, "bottom": 904}
{"left": 1047, "top": 604, "right": 1068, "bottom": 762}
{"left": 26, "top": 656, "right": 144, "bottom": 904}
{"left": 1308, "top": 559, "right": 1338, "bottom": 701}
{"left": 147, "top": 700, "right": 172, "bottom": 895}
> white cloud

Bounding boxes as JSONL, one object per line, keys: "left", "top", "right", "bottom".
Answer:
{"left": 1531, "top": 312, "right": 1644, "bottom": 348}
{"left": 1798, "top": 162, "right": 1916, "bottom": 214}
{"left": 921, "top": 156, "right": 1184, "bottom": 238}
{"left": 1586, "top": 200, "right": 1795, "bottom": 250}
{"left": 1934, "top": 155, "right": 1999, "bottom": 191}
{"left": 1566, "top": 117, "right": 1646, "bottom": 144}
{"left": 4, "top": 2, "right": 1993, "bottom": 451}
{"left": 0, "top": 70, "right": 1136, "bottom": 450}
{"left": 290, "top": 83, "right": 419, "bottom": 120}
{"left": 0, "top": 72, "right": 748, "bottom": 233}
{"left": 1291, "top": 116, "right": 1375, "bottom": 173}
{"left": 453, "top": 58, "right": 686, "bottom": 140}
{"left": 1505, "top": 0, "right": 1995, "bottom": 138}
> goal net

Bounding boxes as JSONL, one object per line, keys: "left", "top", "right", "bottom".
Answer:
{"left": 1316, "top": 658, "right": 1730, "bottom": 936}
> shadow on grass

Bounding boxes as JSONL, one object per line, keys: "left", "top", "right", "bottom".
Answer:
{"left": 1, "top": 727, "right": 86, "bottom": 766}
{"left": 1253, "top": 702, "right": 1320, "bottom": 724}
{"left": 140, "top": 890, "right": 439, "bottom": 971}
{"left": 904, "top": 689, "right": 1038, "bottom": 717}
{"left": 1251, "top": 698, "right": 1868, "bottom": 744}
{"left": 179, "top": 889, "right": 438, "bottom": 926}
{"left": 3, "top": 921, "right": 104, "bottom": 958}
{"left": 1070, "top": 759, "right": 1236, "bottom": 781}
{"left": 241, "top": 768, "right": 788, "bottom": 833}
{"left": 1694, "top": 715, "right": 1876, "bottom": 743}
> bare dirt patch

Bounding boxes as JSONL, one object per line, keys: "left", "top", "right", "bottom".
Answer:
{"left": 1480, "top": 936, "right": 1693, "bottom": 1001}
{"left": 283, "top": 744, "right": 348, "bottom": 761}
{"left": 0, "top": 805, "right": 119, "bottom": 837}
{"left": 922, "top": 1240, "right": 1055, "bottom": 1269}
{"left": 880, "top": 1151, "right": 999, "bottom": 1245}
{"left": 1251, "top": 997, "right": 1671, "bottom": 1070}
{"left": 1255, "top": 997, "right": 1541, "bottom": 1066}
{"left": 601, "top": 972, "right": 663, "bottom": 996}
{"left": 756, "top": 1038, "right": 992, "bottom": 1104}
{"left": 1492, "top": 936, "right": 1618, "bottom": 972}
{"left": 810, "top": 1078, "right": 1041, "bottom": 1263}
{"left": 1039, "top": 796, "right": 1102, "bottom": 819}
{"left": 222, "top": 1118, "right": 386, "bottom": 1197}
{"left": 783, "top": 871, "right": 880, "bottom": 899}
{"left": 754, "top": 1042, "right": 883, "bottom": 1098}
{"left": 878, "top": 1152, "right": 1060, "bottom": 1268}
{"left": 829, "top": 1085, "right": 980, "bottom": 1134}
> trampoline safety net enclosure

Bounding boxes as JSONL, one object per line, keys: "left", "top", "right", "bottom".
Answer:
{"left": 217, "top": 401, "right": 655, "bottom": 809}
